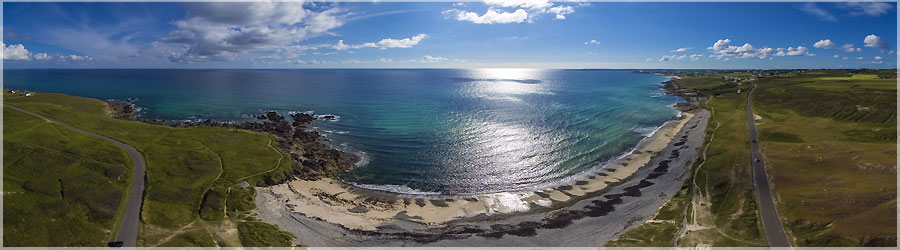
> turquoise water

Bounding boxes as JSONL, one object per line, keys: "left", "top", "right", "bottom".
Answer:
{"left": 4, "top": 69, "right": 681, "bottom": 195}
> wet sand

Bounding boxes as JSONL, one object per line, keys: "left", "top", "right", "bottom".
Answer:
{"left": 254, "top": 109, "right": 710, "bottom": 246}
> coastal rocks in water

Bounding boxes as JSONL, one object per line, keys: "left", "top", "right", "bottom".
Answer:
{"left": 104, "top": 105, "right": 358, "bottom": 182}
{"left": 106, "top": 101, "right": 139, "bottom": 120}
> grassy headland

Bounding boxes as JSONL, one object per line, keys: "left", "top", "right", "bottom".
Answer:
{"left": 4, "top": 92, "right": 298, "bottom": 246}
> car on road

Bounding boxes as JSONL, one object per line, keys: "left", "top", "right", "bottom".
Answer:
{"left": 108, "top": 241, "right": 124, "bottom": 247}
{"left": 754, "top": 158, "right": 761, "bottom": 163}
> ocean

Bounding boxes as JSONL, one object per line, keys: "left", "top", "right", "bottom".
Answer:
{"left": 3, "top": 68, "right": 681, "bottom": 195}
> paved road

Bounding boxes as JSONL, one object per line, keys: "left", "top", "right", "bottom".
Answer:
{"left": 4, "top": 104, "right": 145, "bottom": 247}
{"left": 745, "top": 85, "right": 792, "bottom": 247}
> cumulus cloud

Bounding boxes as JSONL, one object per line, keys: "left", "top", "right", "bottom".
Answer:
{"left": 704, "top": 38, "right": 814, "bottom": 60}
{"left": 775, "top": 46, "right": 814, "bottom": 56}
{"left": 874, "top": 56, "right": 883, "bottom": 60}
{"left": 833, "top": 54, "right": 840, "bottom": 59}
{"left": 659, "top": 55, "right": 676, "bottom": 62}
{"left": 158, "top": 2, "right": 346, "bottom": 62}
{"left": 584, "top": 40, "right": 600, "bottom": 45}
{"left": 857, "top": 56, "right": 864, "bottom": 60}
{"left": 2, "top": 41, "right": 94, "bottom": 63}
{"left": 548, "top": 5, "right": 575, "bottom": 19}
{"left": 798, "top": 3, "right": 838, "bottom": 22}
{"left": 447, "top": 9, "right": 528, "bottom": 24}
{"left": 813, "top": 39, "right": 836, "bottom": 49}
{"left": 707, "top": 39, "right": 779, "bottom": 59}
{"left": 3, "top": 42, "right": 32, "bottom": 60}
{"left": 332, "top": 34, "right": 428, "bottom": 50}
{"left": 864, "top": 34, "right": 890, "bottom": 50}
{"left": 839, "top": 2, "right": 895, "bottom": 17}
{"left": 689, "top": 54, "right": 703, "bottom": 61}
{"left": 422, "top": 55, "right": 449, "bottom": 62}
{"left": 645, "top": 58, "right": 653, "bottom": 62}
{"left": 445, "top": 0, "right": 580, "bottom": 24}
{"left": 841, "top": 44, "right": 862, "bottom": 52}
{"left": 671, "top": 47, "right": 691, "bottom": 52}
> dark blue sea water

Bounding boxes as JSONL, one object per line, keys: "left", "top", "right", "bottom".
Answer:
{"left": 3, "top": 68, "right": 681, "bottom": 195}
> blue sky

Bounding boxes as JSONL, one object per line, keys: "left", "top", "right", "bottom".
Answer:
{"left": 2, "top": 1, "right": 897, "bottom": 69}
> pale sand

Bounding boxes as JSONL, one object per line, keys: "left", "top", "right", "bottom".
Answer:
{"left": 260, "top": 112, "right": 695, "bottom": 231}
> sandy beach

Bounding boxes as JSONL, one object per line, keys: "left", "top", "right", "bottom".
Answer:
{"left": 253, "top": 106, "right": 710, "bottom": 246}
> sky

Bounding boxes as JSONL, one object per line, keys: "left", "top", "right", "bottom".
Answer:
{"left": 1, "top": 1, "right": 897, "bottom": 69}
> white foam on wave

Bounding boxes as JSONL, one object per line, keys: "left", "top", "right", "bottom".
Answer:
{"left": 347, "top": 182, "right": 442, "bottom": 196}
{"left": 316, "top": 114, "right": 341, "bottom": 122}
{"left": 476, "top": 192, "right": 533, "bottom": 214}
{"left": 288, "top": 110, "right": 315, "bottom": 115}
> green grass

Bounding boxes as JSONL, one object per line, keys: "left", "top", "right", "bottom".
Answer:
{"left": 752, "top": 73, "right": 896, "bottom": 246}
{"left": 4, "top": 92, "right": 297, "bottom": 246}
{"left": 237, "top": 221, "right": 296, "bottom": 247}
{"left": 3, "top": 107, "right": 132, "bottom": 246}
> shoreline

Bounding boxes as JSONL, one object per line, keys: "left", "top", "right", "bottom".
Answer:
{"left": 256, "top": 109, "right": 697, "bottom": 231}
{"left": 254, "top": 106, "right": 710, "bottom": 246}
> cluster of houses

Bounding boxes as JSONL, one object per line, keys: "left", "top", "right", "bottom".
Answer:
{"left": 6, "top": 89, "right": 32, "bottom": 96}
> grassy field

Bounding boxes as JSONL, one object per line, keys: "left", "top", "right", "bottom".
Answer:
{"left": 3, "top": 92, "right": 298, "bottom": 246}
{"left": 3, "top": 106, "right": 132, "bottom": 246}
{"left": 609, "top": 69, "right": 896, "bottom": 247}
{"left": 676, "top": 89, "right": 767, "bottom": 247}
{"left": 752, "top": 72, "right": 896, "bottom": 246}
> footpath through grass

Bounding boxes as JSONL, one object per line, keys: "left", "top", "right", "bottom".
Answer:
{"left": 4, "top": 92, "right": 298, "bottom": 247}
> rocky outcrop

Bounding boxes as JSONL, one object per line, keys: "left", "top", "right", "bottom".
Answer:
{"left": 106, "top": 101, "right": 359, "bottom": 182}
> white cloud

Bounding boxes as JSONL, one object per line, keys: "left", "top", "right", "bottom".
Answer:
{"left": 833, "top": 54, "right": 840, "bottom": 59}
{"left": 378, "top": 58, "right": 393, "bottom": 63}
{"left": 3, "top": 42, "right": 32, "bottom": 60}
{"left": 376, "top": 34, "right": 428, "bottom": 49}
{"left": 874, "top": 56, "right": 883, "bottom": 60}
{"left": 159, "top": 2, "right": 346, "bottom": 62}
{"left": 689, "top": 54, "right": 703, "bottom": 61}
{"left": 676, "top": 55, "right": 687, "bottom": 60}
{"left": 671, "top": 47, "right": 692, "bottom": 52}
{"left": 813, "top": 39, "right": 836, "bottom": 49}
{"left": 33, "top": 53, "right": 50, "bottom": 60}
{"left": 584, "top": 40, "right": 600, "bottom": 45}
{"left": 798, "top": 3, "right": 838, "bottom": 22}
{"left": 548, "top": 5, "right": 575, "bottom": 19}
{"left": 645, "top": 58, "right": 653, "bottom": 62}
{"left": 841, "top": 44, "right": 862, "bottom": 52}
{"left": 65, "top": 54, "right": 94, "bottom": 61}
{"left": 449, "top": 9, "right": 528, "bottom": 24}
{"left": 422, "top": 55, "right": 448, "bottom": 62}
{"left": 484, "top": 0, "right": 553, "bottom": 10}
{"left": 659, "top": 54, "right": 676, "bottom": 62}
{"left": 857, "top": 57, "right": 864, "bottom": 60}
{"left": 445, "top": 0, "right": 580, "bottom": 24}
{"left": 776, "top": 46, "right": 814, "bottom": 56}
{"left": 864, "top": 34, "right": 890, "bottom": 50}
{"left": 842, "top": 56, "right": 849, "bottom": 60}
{"left": 839, "top": 2, "right": 895, "bottom": 17}
{"left": 332, "top": 34, "right": 428, "bottom": 50}
{"left": 707, "top": 39, "right": 780, "bottom": 59}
